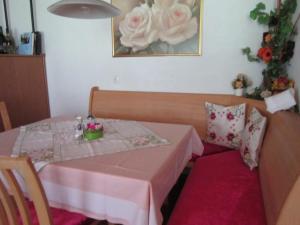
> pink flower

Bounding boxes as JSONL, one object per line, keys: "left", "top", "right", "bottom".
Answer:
{"left": 249, "top": 124, "right": 254, "bottom": 132}
{"left": 95, "top": 123, "right": 103, "bottom": 130}
{"left": 209, "top": 132, "right": 216, "bottom": 140}
{"left": 227, "top": 112, "right": 234, "bottom": 121}
{"left": 210, "top": 112, "right": 216, "bottom": 120}
{"left": 227, "top": 133, "right": 235, "bottom": 141}
{"left": 87, "top": 123, "right": 96, "bottom": 130}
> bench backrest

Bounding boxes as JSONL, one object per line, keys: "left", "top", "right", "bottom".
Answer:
{"left": 259, "top": 111, "right": 300, "bottom": 225}
{"left": 89, "top": 87, "right": 268, "bottom": 139}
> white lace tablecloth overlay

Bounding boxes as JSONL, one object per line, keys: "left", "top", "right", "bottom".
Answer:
{"left": 12, "top": 119, "right": 170, "bottom": 170}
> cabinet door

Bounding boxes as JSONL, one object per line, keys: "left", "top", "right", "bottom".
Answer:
{"left": 0, "top": 55, "right": 50, "bottom": 130}
{"left": 0, "top": 56, "right": 20, "bottom": 130}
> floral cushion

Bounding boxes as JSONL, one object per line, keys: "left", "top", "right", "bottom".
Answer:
{"left": 240, "top": 107, "right": 267, "bottom": 170}
{"left": 205, "top": 102, "right": 246, "bottom": 149}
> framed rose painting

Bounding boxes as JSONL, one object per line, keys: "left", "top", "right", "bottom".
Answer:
{"left": 112, "top": 0, "right": 203, "bottom": 57}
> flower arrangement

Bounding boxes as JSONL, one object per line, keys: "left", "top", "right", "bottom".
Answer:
{"left": 271, "top": 76, "right": 295, "bottom": 92}
{"left": 232, "top": 73, "right": 252, "bottom": 89}
{"left": 84, "top": 122, "right": 104, "bottom": 141}
{"left": 86, "top": 122, "right": 103, "bottom": 132}
{"left": 242, "top": 0, "right": 299, "bottom": 99}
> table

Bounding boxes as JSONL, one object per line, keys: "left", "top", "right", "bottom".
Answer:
{"left": 0, "top": 117, "right": 203, "bottom": 225}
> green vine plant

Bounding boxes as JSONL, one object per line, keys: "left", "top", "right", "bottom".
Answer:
{"left": 242, "top": 0, "right": 299, "bottom": 98}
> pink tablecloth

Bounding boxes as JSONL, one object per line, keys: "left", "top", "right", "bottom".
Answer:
{"left": 0, "top": 118, "right": 203, "bottom": 225}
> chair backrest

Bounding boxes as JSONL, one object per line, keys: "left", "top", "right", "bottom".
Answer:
{"left": 0, "top": 156, "right": 53, "bottom": 225}
{"left": 0, "top": 102, "right": 12, "bottom": 131}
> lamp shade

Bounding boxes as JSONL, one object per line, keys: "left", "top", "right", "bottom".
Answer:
{"left": 47, "top": 0, "right": 121, "bottom": 19}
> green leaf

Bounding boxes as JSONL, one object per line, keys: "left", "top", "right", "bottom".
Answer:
{"left": 242, "top": 47, "right": 251, "bottom": 54}
{"left": 284, "top": 0, "right": 297, "bottom": 13}
{"left": 281, "top": 25, "right": 293, "bottom": 35}
{"left": 242, "top": 47, "right": 260, "bottom": 62}
{"left": 256, "top": 2, "right": 266, "bottom": 10}
{"left": 248, "top": 55, "right": 260, "bottom": 62}
{"left": 270, "top": 10, "right": 276, "bottom": 17}
{"left": 258, "top": 14, "right": 270, "bottom": 24}
{"left": 250, "top": 9, "right": 258, "bottom": 20}
{"left": 249, "top": 2, "right": 271, "bottom": 24}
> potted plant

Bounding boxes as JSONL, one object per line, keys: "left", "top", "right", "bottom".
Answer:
{"left": 242, "top": 0, "right": 299, "bottom": 99}
{"left": 232, "top": 73, "right": 252, "bottom": 96}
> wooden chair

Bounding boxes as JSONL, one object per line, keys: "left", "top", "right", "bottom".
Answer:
{"left": 0, "top": 156, "right": 88, "bottom": 225}
{"left": 0, "top": 101, "right": 12, "bottom": 131}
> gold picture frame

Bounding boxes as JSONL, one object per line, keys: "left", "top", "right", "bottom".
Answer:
{"left": 112, "top": 0, "right": 203, "bottom": 57}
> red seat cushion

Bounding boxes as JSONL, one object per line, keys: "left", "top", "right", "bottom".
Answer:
{"left": 20, "top": 201, "right": 87, "bottom": 225}
{"left": 190, "top": 142, "right": 234, "bottom": 162}
{"left": 202, "top": 142, "right": 234, "bottom": 156}
{"left": 169, "top": 151, "right": 266, "bottom": 225}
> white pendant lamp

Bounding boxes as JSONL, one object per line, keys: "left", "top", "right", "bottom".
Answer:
{"left": 47, "top": 0, "right": 121, "bottom": 19}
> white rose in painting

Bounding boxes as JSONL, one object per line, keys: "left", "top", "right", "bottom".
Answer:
{"left": 153, "top": 3, "right": 198, "bottom": 45}
{"left": 119, "top": 4, "right": 158, "bottom": 52}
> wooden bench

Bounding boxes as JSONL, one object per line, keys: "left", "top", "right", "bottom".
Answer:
{"left": 89, "top": 87, "right": 300, "bottom": 225}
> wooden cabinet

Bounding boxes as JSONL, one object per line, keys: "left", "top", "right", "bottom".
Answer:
{"left": 0, "top": 55, "right": 50, "bottom": 131}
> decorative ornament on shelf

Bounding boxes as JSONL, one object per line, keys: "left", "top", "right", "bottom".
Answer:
{"left": 242, "top": 0, "right": 299, "bottom": 99}
{"left": 232, "top": 73, "right": 252, "bottom": 96}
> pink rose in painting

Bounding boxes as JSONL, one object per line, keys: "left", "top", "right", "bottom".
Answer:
{"left": 209, "top": 132, "right": 216, "bottom": 140}
{"left": 227, "top": 133, "right": 235, "bottom": 141}
{"left": 227, "top": 112, "right": 235, "bottom": 121}
{"left": 119, "top": 4, "right": 159, "bottom": 52}
{"left": 210, "top": 112, "right": 216, "bottom": 120}
{"left": 153, "top": 3, "right": 198, "bottom": 45}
